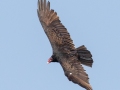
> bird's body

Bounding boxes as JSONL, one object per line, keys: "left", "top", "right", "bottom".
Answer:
{"left": 37, "top": 0, "right": 93, "bottom": 90}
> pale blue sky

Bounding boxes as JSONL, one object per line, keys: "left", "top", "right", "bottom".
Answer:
{"left": 0, "top": 0, "right": 120, "bottom": 90}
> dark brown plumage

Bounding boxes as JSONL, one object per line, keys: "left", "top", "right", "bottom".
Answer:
{"left": 37, "top": 0, "right": 93, "bottom": 90}
{"left": 49, "top": 45, "right": 93, "bottom": 67}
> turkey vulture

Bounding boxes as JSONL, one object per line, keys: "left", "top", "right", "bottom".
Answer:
{"left": 37, "top": 0, "right": 93, "bottom": 90}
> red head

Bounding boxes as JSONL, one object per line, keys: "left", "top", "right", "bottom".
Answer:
{"left": 47, "top": 57, "right": 53, "bottom": 64}
{"left": 47, "top": 55, "right": 58, "bottom": 64}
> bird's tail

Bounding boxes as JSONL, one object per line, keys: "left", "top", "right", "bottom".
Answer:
{"left": 76, "top": 45, "right": 93, "bottom": 67}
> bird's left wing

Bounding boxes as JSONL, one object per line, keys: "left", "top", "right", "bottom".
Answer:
{"left": 37, "top": 0, "right": 75, "bottom": 52}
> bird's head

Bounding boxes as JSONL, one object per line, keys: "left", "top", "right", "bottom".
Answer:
{"left": 47, "top": 57, "right": 53, "bottom": 64}
{"left": 47, "top": 55, "right": 58, "bottom": 64}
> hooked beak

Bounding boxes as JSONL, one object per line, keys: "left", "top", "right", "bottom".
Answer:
{"left": 47, "top": 61, "right": 50, "bottom": 64}
{"left": 47, "top": 57, "right": 52, "bottom": 64}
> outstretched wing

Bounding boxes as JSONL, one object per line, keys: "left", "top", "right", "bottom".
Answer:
{"left": 61, "top": 56, "right": 92, "bottom": 90}
{"left": 37, "top": 0, "right": 75, "bottom": 52}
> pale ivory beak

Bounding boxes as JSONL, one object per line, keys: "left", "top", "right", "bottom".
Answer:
{"left": 47, "top": 57, "right": 52, "bottom": 64}
{"left": 47, "top": 61, "right": 50, "bottom": 64}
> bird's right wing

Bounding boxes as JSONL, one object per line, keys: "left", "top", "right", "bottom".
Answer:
{"left": 61, "top": 56, "right": 92, "bottom": 90}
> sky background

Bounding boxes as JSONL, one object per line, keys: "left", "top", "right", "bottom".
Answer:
{"left": 0, "top": 0, "right": 120, "bottom": 90}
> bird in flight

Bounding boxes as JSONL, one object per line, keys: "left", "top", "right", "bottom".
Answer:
{"left": 37, "top": 0, "right": 93, "bottom": 90}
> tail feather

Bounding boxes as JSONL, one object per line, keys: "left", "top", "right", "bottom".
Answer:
{"left": 76, "top": 45, "right": 93, "bottom": 67}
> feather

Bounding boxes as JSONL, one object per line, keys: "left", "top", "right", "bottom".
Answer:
{"left": 77, "top": 45, "right": 93, "bottom": 67}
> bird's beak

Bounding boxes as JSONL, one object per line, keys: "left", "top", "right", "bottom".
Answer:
{"left": 47, "top": 57, "right": 52, "bottom": 64}
{"left": 47, "top": 61, "right": 50, "bottom": 64}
